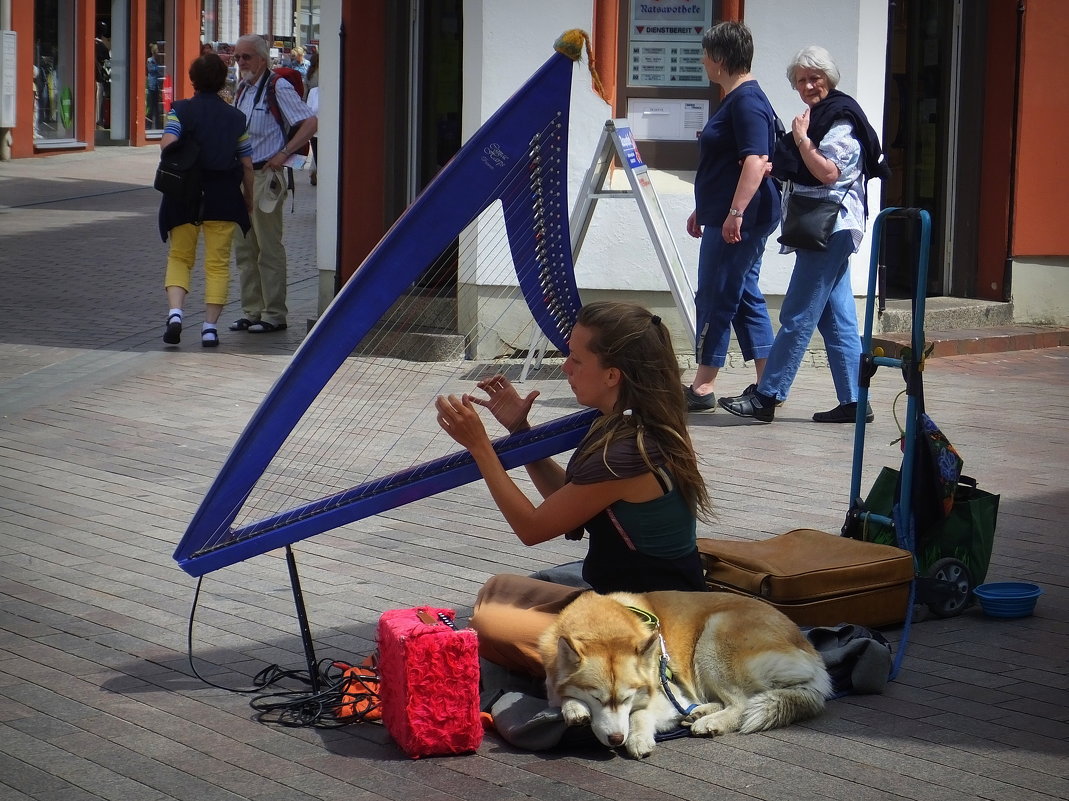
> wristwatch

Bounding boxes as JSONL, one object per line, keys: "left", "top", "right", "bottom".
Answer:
{"left": 729, "top": 207, "right": 744, "bottom": 218}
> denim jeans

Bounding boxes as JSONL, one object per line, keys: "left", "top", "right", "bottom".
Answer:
{"left": 759, "top": 230, "right": 862, "bottom": 404}
{"left": 693, "top": 217, "right": 777, "bottom": 367}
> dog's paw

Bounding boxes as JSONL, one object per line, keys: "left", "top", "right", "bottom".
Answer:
{"left": 625, "top": 732, "right": 657, "bottom": 759}
{"left": 560, "top": 698, "right": 591, "bottom": 727}
{"left": 681, "top": 701, "right": 723, "bottom": 726}
{"left": 687, "top": 708, "right": 741, "bottom": 737}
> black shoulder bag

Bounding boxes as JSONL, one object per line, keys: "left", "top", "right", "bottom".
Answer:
{"left": 777, "top": 175, "right": 858, "bottom": 252}
{"left": 153, "top": 104, "right": 202, "bottom": 212}
{"left": 777, "top": 183, "right": 842, "bottom": 252}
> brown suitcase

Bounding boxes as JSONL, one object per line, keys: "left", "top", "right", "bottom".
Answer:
{"left": 697, "top": 528, "right": 914, "bottom": 628}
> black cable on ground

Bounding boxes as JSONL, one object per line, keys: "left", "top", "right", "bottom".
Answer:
{"left": 185, "top": 576, "right": 382, "bottom": 728}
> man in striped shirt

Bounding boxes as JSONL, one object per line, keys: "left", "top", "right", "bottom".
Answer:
{"left": 228, "top": 34, "right": 317, "bottom": 335}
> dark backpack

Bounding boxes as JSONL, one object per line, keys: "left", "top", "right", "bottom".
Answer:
{"left": 153, "top": 104, "right": 203, "bottom": 212}
{"left": 265, "top": 68, "right": 310, "bottom": 157}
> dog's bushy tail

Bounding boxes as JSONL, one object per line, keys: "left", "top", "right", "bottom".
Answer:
{"left": 737, "top": 653, "right": 833, "bottom": 733}
{"left": 737, "top": 685, "right": 828, "bottom": 733}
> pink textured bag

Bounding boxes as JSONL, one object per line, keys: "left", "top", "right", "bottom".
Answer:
{"left": 377, "top": 607, "right": 482, "bottom": 757}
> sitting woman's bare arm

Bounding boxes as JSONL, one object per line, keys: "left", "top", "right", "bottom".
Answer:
{"left": 436, "top": 393, "right": 662, "bottom": 545}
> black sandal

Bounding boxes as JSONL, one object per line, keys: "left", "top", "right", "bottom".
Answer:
{"left": 229, "top": 317, "right": 254, "bottom": 331}
{"left": 163, "top": 313, "right": 182, "bottom": 345}
{"left": 247, "top": 320, "right": 287, "bottom": 333}
{"left": 201, "top": 328, "right": 219, "bottom": 348}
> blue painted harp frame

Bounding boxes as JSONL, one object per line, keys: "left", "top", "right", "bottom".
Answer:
{"left": 173, "top": 51, "right": 598, "bottom": 576}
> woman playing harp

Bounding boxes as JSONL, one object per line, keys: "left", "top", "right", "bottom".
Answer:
{"left": 434, "top": 301, "right": 711, "bottom": 676}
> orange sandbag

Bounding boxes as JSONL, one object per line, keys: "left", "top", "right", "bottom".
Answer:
{"left": 334, "top": 654, "right": 382, "bottom": 722}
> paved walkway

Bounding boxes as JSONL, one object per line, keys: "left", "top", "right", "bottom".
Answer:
{"left": 0, "top": 149, "right": 1066, "bottom": 801}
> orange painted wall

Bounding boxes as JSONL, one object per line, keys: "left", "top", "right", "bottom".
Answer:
{"left": 10, "top": 1, "right": 35, "bottom": 158}
{"left": 78, "top": 1, "right": 96, "bottom": 149}
{"left": 1013, "top": 0, "right": 1069, "bottom": 256}
{"left": 338, "top": 0, "right": 388, "bottom": 283}
{"left": 129, "top": 1, "right": 147, "bottom": 146}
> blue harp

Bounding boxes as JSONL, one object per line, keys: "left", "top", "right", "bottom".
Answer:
{"left": 174, "top": 47, "right": 599, "bottom": 576}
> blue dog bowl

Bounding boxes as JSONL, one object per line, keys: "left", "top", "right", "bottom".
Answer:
{"left": 973, "top": 582, "right": 1043, "bottom": 618}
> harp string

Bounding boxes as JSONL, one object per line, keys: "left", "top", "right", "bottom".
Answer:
{"left": 198, "top": 115, "right": 577, "bottom": 555}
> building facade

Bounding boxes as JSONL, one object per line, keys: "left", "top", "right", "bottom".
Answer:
{"left": 2, "top": 1, "right": 1066, "bottom": 334}
{"left": 0, "top": 1, "right": 318, "bottom": 157}
{"left": 338, "top": 0, "right": 1069, "bottom": 339}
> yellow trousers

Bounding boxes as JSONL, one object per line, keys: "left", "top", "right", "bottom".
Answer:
{"left": 164, "top": 220, "right": 237, "bottom": 306}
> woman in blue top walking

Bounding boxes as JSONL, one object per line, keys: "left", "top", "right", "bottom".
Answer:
{"left": 684, "top": 21, "right": 781, "bottom": 413}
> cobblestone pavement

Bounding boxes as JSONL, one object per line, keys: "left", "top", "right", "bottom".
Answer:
{"left": 0, "top": 149, "right": 1066, "bottom": 801}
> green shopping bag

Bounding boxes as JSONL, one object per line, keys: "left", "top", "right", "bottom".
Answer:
{"left": 859, "top": 467, "right": 999, "bottom": 585}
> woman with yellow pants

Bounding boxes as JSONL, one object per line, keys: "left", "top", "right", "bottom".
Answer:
{"left": 158, "top": 53, "right": 253, "bottom": 347}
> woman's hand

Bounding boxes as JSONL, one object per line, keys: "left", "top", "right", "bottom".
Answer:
{"left": 471, "top": 375, "right": 539, "bottom": 433}
{"left": 792, "top": 107, "right": 810, "bottom": 145}
{"left": 722, "top": 155, "right": 767, "bottom": 245}
{"left": 792, "top": 108, "right": 840, "bottom": 185}
{"left": 436, "top": 394, "right": 491, "bottom": 452}
{"left": 686, "top": 210, "right": 703, "bottom": 239}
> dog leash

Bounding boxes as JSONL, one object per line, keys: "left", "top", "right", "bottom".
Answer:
{"left": 626, "top": 606, "right": 697, "bottom": 717}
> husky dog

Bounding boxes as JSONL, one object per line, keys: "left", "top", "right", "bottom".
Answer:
{"left": 538, "top": 590, "right": 832, "bottom": 758}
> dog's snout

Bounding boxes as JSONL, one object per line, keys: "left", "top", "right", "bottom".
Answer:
{"left": 607, "top": 732, "right": 625, "bottom": 747}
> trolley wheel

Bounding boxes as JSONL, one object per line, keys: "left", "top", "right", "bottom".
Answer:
{"left": 926, "top": 557, "right": 972, "bottom": 618}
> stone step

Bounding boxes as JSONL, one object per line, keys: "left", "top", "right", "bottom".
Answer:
{"left": 871, "top": 325, "right": 1069, "bottom": 359}
{"left": 876, "top": 297, "right": 1014, "bottom": 334}
{"left": 354, "top": 325, "right": 466, "bottom": 362}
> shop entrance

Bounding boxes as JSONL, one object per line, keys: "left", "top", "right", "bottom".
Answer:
{"left": 384, "top": 0, "right": 463, "bottom": 293}
{"left": 882, "top": 0, "right": 987, "bottom": 299}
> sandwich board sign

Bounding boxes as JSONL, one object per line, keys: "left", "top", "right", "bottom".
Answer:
{"left": 571, "top": 119, "right": 695, "bottom": 334}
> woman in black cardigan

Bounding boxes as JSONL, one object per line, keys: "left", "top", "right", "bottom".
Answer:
{"left": 719, "top": 45, "right": 891, "bottom": 424}
{"left": 158, "top": 53, "right": 253, "bottom": 348}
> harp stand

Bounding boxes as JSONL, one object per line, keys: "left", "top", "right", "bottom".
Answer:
{"left": 285, "top": 545, "right": 322, "bottom": 692}
{"left": 521, "top": 118, "right": 696, "bottom": 381}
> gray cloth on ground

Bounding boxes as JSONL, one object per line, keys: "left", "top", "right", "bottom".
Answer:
{"left": 804, "top": 623, "right": 893, "bottom": 695}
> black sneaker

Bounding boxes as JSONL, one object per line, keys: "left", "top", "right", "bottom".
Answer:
{"left": 812, "top": 402, "right": 874, "bottom": 423}
{"left": 717, "top": 389, "right": 776, "bottom": 422}
{"left": 684, "top": 385, "right": 717, "bottom": 412}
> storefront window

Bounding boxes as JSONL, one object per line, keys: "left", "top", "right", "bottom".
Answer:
{"left": 33, "top": 0, "right": 77, "bottom": 143}
{"left": 145, "top": 0, "right": 173, "bottom": 135}
{"left": 298, "top": 1, "right": 321, "bottom": 48}
{"left": 202, "top": 1, "right": 241, "bottom": 45}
